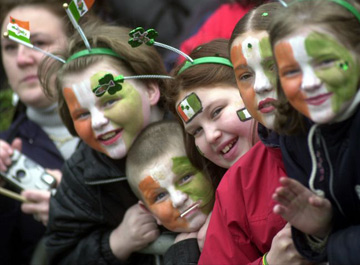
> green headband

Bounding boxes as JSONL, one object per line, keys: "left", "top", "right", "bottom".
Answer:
{"left": 178, "top": 57, "right": 233, "bottom": 75}
{"left": 293, "top": 0, "right": 360, "bottom": 22}
{"left": 66, "top": 48, "right": 126, "bottom": 63}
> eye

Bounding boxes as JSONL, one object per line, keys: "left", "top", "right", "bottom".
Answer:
{"left": 3, "top": 43, "right": 17, "bottom": 52}
{"left": 281, "top": 67, "right": 301, "bottom": 78}
{"left": 154, "top": 192, "right": 168, "bottom": 203}
{"left": 103, "top": 98, "right": 120, "bottom": 108}
{"left": 75, "top": 111, "right": 90, "bottom": 120}
{"left": 211, "top": 107, "right": 223, "bottom": 119}
{"left": 239, "top": 73, "right": 253, "bottom": 81}
{"left": 317, "top": 58, "right": 336, "bottom": 69}
{"left": 32, "top": 40, "right": 47, "bottom": 48}
{"left": 191, "top": 127, "right": 203, "bottom": 137}
{"left": 178, "top": 174, "right": 194, "bottom": 186}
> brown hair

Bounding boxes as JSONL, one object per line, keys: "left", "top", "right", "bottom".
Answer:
{"left": 126, "top": 120, "right": 220, "bottom": 198}
{"left": 165, "top": 38, "right": 255, "bottom": 177}
{"left": 39, "top": 19, "right": 169, "bottom": 136}
{"left": 269, "top": 0, "right": 360, "bottom": 134}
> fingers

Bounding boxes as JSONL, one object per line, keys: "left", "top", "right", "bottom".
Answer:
{"left": 11, "top": 138, "right": 22, "bottom": 151}
{"left": 45, "top": 169, "right": 62, "bottom": 186}
{"left": 0, "top": 140, "right": 13, "bottom": 171}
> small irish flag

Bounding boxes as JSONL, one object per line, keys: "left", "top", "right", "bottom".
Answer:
{"left": 237, "top": 107, "right": 252, "bottom": 122}
{"left": 68, "top": 0, "right": 95, "bottom": 22}
{"left": 177, "top": 92, "right": 202, "bottom": 123}
{"left": 7, "top": 17, "right": 30, "bottom": 44}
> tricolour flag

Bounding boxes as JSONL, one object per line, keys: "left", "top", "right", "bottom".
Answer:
{"left": 68, "top": 0, "right": 95, "bottom": 22}
{"left": 7, "top": 17, "right": 30, "bottom": 44}
{"left": 177, "top": 92, "right": 202, "bottom": 123}
{"left": 237, "top": 107, "right": 252, "bottom": 122}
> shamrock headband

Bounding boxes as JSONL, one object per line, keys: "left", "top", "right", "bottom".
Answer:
{"left": 66, "top": 48, "right": 126, "bottom": 63}
{"left": 127, "top": 27, "right": 233, "bottom": 74}
{"left": 178, "top": 57, "right": 233, "bottom": 75}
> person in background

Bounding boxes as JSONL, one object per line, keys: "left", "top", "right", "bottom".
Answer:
{"left": 0, "top": 1, "right": 79, "bottom": 264}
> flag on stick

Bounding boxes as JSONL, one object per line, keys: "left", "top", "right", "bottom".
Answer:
{"left": 68, "top": 0, "right": 95, "bottom": 22}
{"left": 7, "top": 17, "right": 30, "bottom": 45}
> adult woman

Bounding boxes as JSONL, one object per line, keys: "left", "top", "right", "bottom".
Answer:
{"left": 0, "top": 0, "right": 79, "bottom": 264}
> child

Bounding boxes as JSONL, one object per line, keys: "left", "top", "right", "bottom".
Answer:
{"left": 269, "top": 0, "right": 360, "bottom": 264}
{"left": 197, "top": 3, "right": 311, "bottom": 265}
{"left": 40, "top": 20, "right": 171, "bottom": 264}
{"left": 126, "top": 120, "right": 214, "bottom": 235}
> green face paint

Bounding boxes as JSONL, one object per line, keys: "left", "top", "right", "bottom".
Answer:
{"left": 305, "top": 32, "right": 360, "bottom": 112}
{"left": 259, "top": 36, "right": 277, "bottom": 88}
{"left": 172, "top": 156, "right": 214, "bottom": 215}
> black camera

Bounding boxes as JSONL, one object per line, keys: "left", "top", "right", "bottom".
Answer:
{"left": 0, "top": 150, "right": 57, "bottom": 191}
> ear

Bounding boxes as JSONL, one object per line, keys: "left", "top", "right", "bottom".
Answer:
{"left": 146, "top": 82, "right": 161, "bottom": 106}
{"left": 138, "top": 200, "right": 163, "bottom": 225}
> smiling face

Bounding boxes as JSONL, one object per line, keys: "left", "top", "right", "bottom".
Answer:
{"left": 137, "top": 147, "right": 214, "bottom": 232}
{"left": 1, "top": 6, "right": 67, "bottom": 108}
{"left": 176, "top": 86, "right": 256, "bottom": 168}
{"left": 275, "top": 29, "right": 360, "bottom": 124}
{"left": 231, "top": 30, "right": 278, "bottom": 130}
{"left": 62, "top": 61, "right": 155, "bottom": 159}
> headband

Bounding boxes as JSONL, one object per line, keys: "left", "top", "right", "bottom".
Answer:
{"left": 66, "top": 48, "right": 126, "bottom": 63}
{"left": 177, "top": 57, "right": 233, "bottom": 75}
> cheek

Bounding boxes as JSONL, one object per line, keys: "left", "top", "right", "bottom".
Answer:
{"left": 280, "top": 75, "right": 303, "bottom": 101}
{"left": 74, "top": 120, "right": 100, "bottom": 150}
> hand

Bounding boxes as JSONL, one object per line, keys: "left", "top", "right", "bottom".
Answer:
{"left": 21, "top": 189, "right": 51, "bottom": 226}
{"left": 273, "top": 177, "right": 333, "bottom": 237}
{"left": 45, "top": 168, "right": 62, "bottom": 187}
{"left": 0, "top": 138, "right": 22, "bottom": 172}
{"left": 266, "top": 223, "right": 312, "bottom": 265}
{"left": 197, "top": 212, "right": 212, "bottom": 251}
{"left": 110, "top": 203, "right": 160, "bottom": 260}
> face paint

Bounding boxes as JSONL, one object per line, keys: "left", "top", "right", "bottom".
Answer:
{"left": 275, "top": 30, "right": 360, "bottom": 124}
{"left": 177, "top": 92, "right": 203, "bottom": 123}
{"left": 178, "top": 87, "right": 257, "bottom": 168}
{"left": 62, "top": 62, "right": 152, "bottom": 159}
{"left": 231, "top": 31, "right": 278, "bottom": 130}
{"left": 138, "top": 154, "right": 214, "bottom": 232}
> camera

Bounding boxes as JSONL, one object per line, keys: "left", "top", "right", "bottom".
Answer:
{"left": 0, "top": 150, "right": 57, "bottom": 191}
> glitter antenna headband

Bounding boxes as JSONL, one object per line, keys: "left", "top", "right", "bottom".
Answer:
{"left": 128, "top": 27, "right": 234, "bottom": 74}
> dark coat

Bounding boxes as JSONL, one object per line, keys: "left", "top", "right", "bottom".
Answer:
{"left": 46, "top": 142, "right": 155, "bottom": 265}
{"left": 0, "top": 113, "right": 64, "bottom": 265}
{"left": 280, "top": 107, "right": 360, "bottom": 265}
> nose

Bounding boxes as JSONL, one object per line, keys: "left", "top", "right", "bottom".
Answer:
{"left": 16, "top": 45, "right": 36, "bottom": 66}
{"left": 301, "top": 67, "right": 321, "bottom": 91}
{"left": 91, "top": 109, "right": 109, "bottom": 130}
{"left": 170, "top": 189, "right": 188, "bottom": 208}
{"left": 254, "top": 71, "right": 272, "bottom": 93}
{"left": 204, "top": 125, "right": 221, "bottom": 144}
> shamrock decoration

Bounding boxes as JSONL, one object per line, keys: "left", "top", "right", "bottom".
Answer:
{"left": 93, "top": 73, "right": 124, "bottom": 97}
{"left": 128, "top": 27, "right": 158, "bottom": 48}
{"left": 339, "top": 61, "right": 349, "bottom": 71}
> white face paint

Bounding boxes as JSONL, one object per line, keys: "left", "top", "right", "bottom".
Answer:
{"left": 231, "top": 31, "right": 277, "bottom": 130}
{"left": 288, "top": 35, "right": 334, "bottom": 122}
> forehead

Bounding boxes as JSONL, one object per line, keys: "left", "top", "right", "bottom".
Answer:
{"left": 1, "top": 6, "right": 63, "bottom": 36}
{"left": 231, "top": 30, "right": 269, "bottom": 50}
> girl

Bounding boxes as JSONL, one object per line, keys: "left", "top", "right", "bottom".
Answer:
{"left": 40, "top": 20, "right": 170, "bottom": 264}
{"left": 270, "top": 0, "right": 360, "bottom": 264}
{"left": 198, "top": 3, "right": 310, "bottom": 265}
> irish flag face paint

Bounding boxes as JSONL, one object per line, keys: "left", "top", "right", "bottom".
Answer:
{"left": 138, "top": 152, "right": 214, "bottom": 232}
{"left": 231, "top": 31, "right": 278, "bottom": 130}
{"left": 275, "top": 29, "right": 360, "bottom": 124}
{"left": 177, "top": 92, "right": 203, "bottom": 123}
{"left": 63, "top": 62, "right": 149, "bottom": 159}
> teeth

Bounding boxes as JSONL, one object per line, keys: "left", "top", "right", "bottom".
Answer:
{"left": 100, "top": 131, "right": 116, "bottom": 140}
{"left": 221, "top": 139, "right": 236, "bottom": 154}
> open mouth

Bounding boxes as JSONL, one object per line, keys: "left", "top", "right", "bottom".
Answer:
{"left": 180, "top": 202, "right": 201, "bottom": 218}
{"left": 221, "top": 138, "right": 237, "bottom": 155}
{"left": 97, "top": 129, "right": 122, "bottom": 145}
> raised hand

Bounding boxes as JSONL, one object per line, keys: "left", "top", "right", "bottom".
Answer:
{"left": 110, "top": 203, "right": 160, "bottom": 260}
{"left": 0, "top": 138, "right": 22, "bottom": 172}
{"left": 273, "top": 177, "right": 333, "bottom": 238}
{"left": 21, "top": 189, "right": 51, "bottom": 225}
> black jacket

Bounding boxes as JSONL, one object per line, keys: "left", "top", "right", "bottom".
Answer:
{"left": 280, "top": 107, "right": 360, "bottom": 265}
{"left": 46, "top": 142, "right": 154, "bottom": 264}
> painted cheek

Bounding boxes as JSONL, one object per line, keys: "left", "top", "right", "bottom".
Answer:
{"left": 139, "top": 176, "right": 188, "bottom": 230}
{"left": 63, "top": 87, "right": 105, "bottom": 153}
{"left": 275, "top": 43, "right": 310, "bottom": 117}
